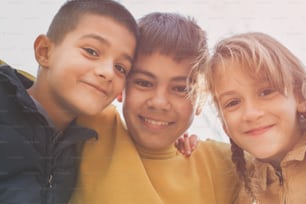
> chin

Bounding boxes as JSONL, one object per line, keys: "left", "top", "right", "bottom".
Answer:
{"left": 252, "top": 151, "right": 275, "bottom": 161}
{"left": 79, "top": 105, "right": 105, "bottom": 116}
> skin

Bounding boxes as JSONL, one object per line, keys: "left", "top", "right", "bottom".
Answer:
{"left": 175, "top": 133, "right": 198, "bottom": 156}
{"left": 28, "top": 14, "right": 136, "bottom": 130}
{"left": 214, "top": 60, "right": 304, "bottom": 166}
{"left": 122, "top": 52, "right": 195, "bottom": 151}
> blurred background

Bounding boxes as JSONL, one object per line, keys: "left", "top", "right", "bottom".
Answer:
{"left": 1, "top": 0, "right": 306, "bottom": 142}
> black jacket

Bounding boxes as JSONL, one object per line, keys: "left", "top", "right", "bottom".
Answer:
{"left": 0, "top": 65, "right": 97, "bottom": 204}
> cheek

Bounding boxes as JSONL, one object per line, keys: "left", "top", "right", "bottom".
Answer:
{"left": 273, "top": 98, "right": 298, "bottom": 124}
{"left": 124, "top": 87, "right": 138, "bottom": 100}
{"left": 114, "top": 78, "right": 125, "bottom": 94}
{"left": 178, "top": 103, "right": 194, "bottom": 123}
{"left": 123, "top": 89, "right": 143, "bottom": 111}
{"left": 221, "top": 112, "right": 238, "bottom": 136}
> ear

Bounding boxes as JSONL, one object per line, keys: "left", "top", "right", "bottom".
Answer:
{"left": 117, "top": 92, "right": 123, "bottom": 103}
{"left": 34, "top": 34, "right": 53, "bottom": 68}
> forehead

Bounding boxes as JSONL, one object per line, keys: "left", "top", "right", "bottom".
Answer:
{"left": 213, "top": 60, "right": 258, "bottom": 93}
{"left": 72, "top": 14, "right": 133, "bottom": 37}
{"left": 131, "top": 52, "right": 192, "bottom": 80}
{"left": 213, "top": 58, "right": 265, "bottom": 81}
{"left": 65, "top": 14, "right": 136, "bottom": 59}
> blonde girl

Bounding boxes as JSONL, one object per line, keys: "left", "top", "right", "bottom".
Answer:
{"left": 204, "top": 32, "right": 306, "bottom": 203}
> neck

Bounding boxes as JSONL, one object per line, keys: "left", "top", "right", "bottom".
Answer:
{"left": 135, "top": 143, "right": 177, "bottom": 159}
{"left": 27, "top": 83, "right": 75, "bottom": 131}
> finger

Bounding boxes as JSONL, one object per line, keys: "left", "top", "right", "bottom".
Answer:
{"left": 175, "top": 137, "right": 185, "bottom": 154}
{"left": 183, "top": 133, "right": 191, "bottom": 156}
{"left": 189, "top": 134, "right": 199, "bottom": 150}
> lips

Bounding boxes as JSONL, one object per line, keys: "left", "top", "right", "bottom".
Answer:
{"left": 82, "top": 81, "right": 107, "bottom": 96}
{"left": 139, "top": 115, "right": 174, "bottom": 127}
{"left": 244, "top": 124, "right": 274, "bottom": 136}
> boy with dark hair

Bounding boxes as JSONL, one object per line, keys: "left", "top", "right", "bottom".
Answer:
{"left": 0, "top": 0, "right": 137, "bottom": 203}
{"left": 71, "top": 12, "right": 239, "bottom": 204}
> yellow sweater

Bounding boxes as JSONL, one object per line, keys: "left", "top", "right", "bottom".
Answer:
{"left": 70, "top": 105, "right": 240, "bottom": 204}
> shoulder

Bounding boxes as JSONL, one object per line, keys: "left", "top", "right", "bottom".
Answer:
{"left": 193, "top": 140, "right": 241, "bottom": 202}
{"left": 77, "top": 105, "right": 120, "bottom": 130}
{"left": 0, "top": 59, "right": 7, "bottom": 65}
{"left": 0, "top": 64, "right": 34, "bottom": 89}
{"left": 198, "top": 139, "right": 231, "bottom": 154}
{"left": 193, "top": 139, "right": 233, "bottom": 166}
{"left": 77, "top": 105, "right": 128, "bottom": 140}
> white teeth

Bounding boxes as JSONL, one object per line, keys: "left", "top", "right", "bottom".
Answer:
{"left": 144, "top": 118, "right": 169, "bottom": 126}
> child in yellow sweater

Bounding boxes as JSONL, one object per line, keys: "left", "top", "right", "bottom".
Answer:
{"left": 70, "top": 12, "right": 239, "bottom": 204}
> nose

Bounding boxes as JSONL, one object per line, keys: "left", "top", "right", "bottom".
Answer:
{"left": 147, "top": 87, "right": 171, "bottom": 112}
{"left": 242, "top": 99, "right": 264, "bottom": 122}
{"left": 94, "top": 60, "right": 115, "bottom": 82}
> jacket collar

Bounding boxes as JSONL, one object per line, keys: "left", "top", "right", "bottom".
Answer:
{"left": 0, "top": 65, "right": 98, "bottom": 146}
{"left": 252, "top": 133, "right": 306, "bottom": 190}
{"left": 0, "top": 64, "right": 36, "bottom": 111}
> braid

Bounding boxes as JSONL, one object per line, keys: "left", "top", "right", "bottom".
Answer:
{"left": 230, "top": 138, "right": 256, "bottom": 201}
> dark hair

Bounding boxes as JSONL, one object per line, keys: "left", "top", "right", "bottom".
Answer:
{"left": 136, "top": 12, "right": 208, "bottom": 107}
{"left": 47, "top": 0, "right": 138, "bottom": 44}
{"left": 136, "top": 12, "right": 207, "bottom": 62}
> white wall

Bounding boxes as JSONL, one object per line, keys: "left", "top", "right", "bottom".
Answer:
{"left": 1, "top": 0, "right": 306, "bottom": 142}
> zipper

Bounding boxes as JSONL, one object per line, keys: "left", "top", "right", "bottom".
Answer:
{"left": 47, "top": 131, "right": 62, "bottom": 189}
{"left": 275, "top": 167, "right": 287, "bottom": 204}
{"left": 275, "top": 168, "right": 283, "bottom": 185}
{"left": 48, "top": 174, "right": 53, "bottom": 188}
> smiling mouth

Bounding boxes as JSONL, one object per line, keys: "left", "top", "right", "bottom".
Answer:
{"left": 82, "top": 81, "right": 107, "bottom": 96}
{"left": 139, "top": 116, "right": 173, "bottom": 126}
{"left": 245, "top": 124, "right": 274, "bottom": 136}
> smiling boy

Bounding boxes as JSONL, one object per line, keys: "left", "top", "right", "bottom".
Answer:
{"left": 0, "top": 0, "right": 137, "bottom": 203}
{"left": 123, "top": 52, "right": 195, "bottom": 151}
{"left": 71, "top": 12, "right": 239, "bottom": 204}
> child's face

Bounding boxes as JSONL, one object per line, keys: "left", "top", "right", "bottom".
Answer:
{"left": 44, "top": 14, "right": 136, "bottom": 116}
{"left": 123, "top": 53, "right": 195, "bottom": 150}
{"left": 214, "top": 60, "right": 303, "bottom": 164}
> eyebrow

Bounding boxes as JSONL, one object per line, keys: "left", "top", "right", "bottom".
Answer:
{"left": 130, "top": 69, "right": 188, "bottom": 82}
{"left": 217, "top": 90, "right": 236, "bottom": 100}
{"left": 80, "top": 34, "right": 110, "bottom": 46}
{"left": 80, "top": 34, "right": 133, "bottom": 64}
{"left": 171, "top": 76, "right": 188, "bottom": 82}
{"left": 129, "top": 69, "right": 154, "bottom": 78}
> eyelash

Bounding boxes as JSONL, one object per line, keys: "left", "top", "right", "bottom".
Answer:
{"left": 115, "top": 64, "right": 129, "bottom": 76}
{"left": 134, "top": 79, "right": 152, "bottom": 87}
{"left": 83, "top": 47, "right": 98, "bottom": 57}
{"left": 83, "top": 47, "right": 130, "bottom": 77}
{"left": 173, "top": 86, "right": 188, "bottom": 92}
{"left": 224, "top": 99, "right": 240, "bottom": 108}
{"left": 222, "top": 88, "right": 276, "bottom": 109}
{"left": 132, "top": 79, "right": 187, "bottom": 97}
{"left": 259, "top": 88, "right": 275, "bottom": 96}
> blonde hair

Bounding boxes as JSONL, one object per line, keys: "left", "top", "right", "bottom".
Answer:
{"left": 204, "top": 32, "right": 306, "bottom": 201}
{"left": 206, "top": 32, "right": 306, "bottom": 107}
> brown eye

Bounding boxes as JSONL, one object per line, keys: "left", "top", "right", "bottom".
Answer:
{"left": 83, "top": 48, "right": 98, "bottom": 56}
{"left": 224, "top": 99, "right": 240, "bottom": 108}
{"left": 115, "top": 64, "right": 128, "bottom": 76}
{"left": 135, "top": 79, "right": 152, "bottom": 88}
{"left": 259, "top": 88, "right": 275, "bottom": 97}
{"left": 173, "top": 86, "right": 187, "bottom": 93}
